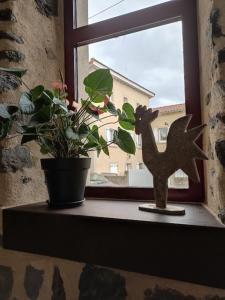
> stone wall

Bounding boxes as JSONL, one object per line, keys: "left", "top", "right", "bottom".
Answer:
{"left": 198, "top": 0, "right": 225, "bottom": 217}
{"left": 0, "top": 247, "right": 225, "bottom": 300}
{"left": 0, "top": 0, "right": 64, "bottom": 232}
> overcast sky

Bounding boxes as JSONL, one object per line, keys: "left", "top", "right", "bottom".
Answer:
{"left": 87, "top": 0, "right": 185, "bottom": 107}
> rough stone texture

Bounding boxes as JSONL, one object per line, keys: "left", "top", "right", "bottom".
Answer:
{"left": 198, "top": 0, "right": 225, "bottom": 215}
{"left": 0, "top": 9, "right": 16, "bottom": 22}
{"left": 0, "top": 31, "right": 24, "bottom": 44}
{"left": 0, "top": 145, "right": 32, "bottom": 173}
{"left": 144, "top": 286, "right": 196, "bottom": 300}
{"left": 0, "top": 248, "right": 224, "bottom": 299}
{"left": 51, "top": 266, "right": 66, "bottom": 300}
{"left": 79, "top": 264, "right": 127, "bottom": 300}
{"left": 20, "top": 176, "right": 32, "bottom": 184}
{"left": 210, "top": 8, "right": 225, "bottom": 42}
{"left": 35, "top": 0, "right": 58, "bottom": 17}
{"left": 215, "top": 80, "right": 225, "bottom": 97}
{"left": 0, "top": 50, "right": 25, "bottom": 62}
{"left": 215, "top": 140, "right": 225, "bottom": 167}
{"left": 218, "top": 207, "right": 225, "bottom": 224}
{"left": 0, "top": 0, "right": 64, "bottom": 230}
{"left": 0, "top": 70, "right": 21, "bottom": 93}
{"left": 144, "top": 287, "right": 225, "bottom": 300}
{"left": 218, "top": 48, "right": 225, "bottom": 64}
{"left": 0, "top": 265, "right": 13, "bottom": 300}
{"left": 24, "top": 265, "right": 44, "bottom": 300}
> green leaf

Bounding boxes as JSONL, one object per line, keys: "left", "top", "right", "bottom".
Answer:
{"left": 91, "top": 125, "right": 99, "bottom": 140}
{"left": 78, "top": 124, "right": 89, "bottom": 139}
{"left": 99, "top": 136, "right": 109, "bottom": 156}
{"left": 31, "top": 85, "right": 44, "bottom": 101}
{"left": 42, "top": 90, "right": 54, "bottom": 104}
{"left": 106, "top": 101, "right": 117, "bottom": 115}
{"left": 65, "top": 127, "right": 79, "bottom": 140}
{"left": 0, "top": 104, "right": 11, "bottom": 119}
{"left": 53, "top": 97, "right": 68, "bottom": 112}
{"left": 0, "top": 67, "right": 27, "bottom": 78}
{"left": 118, "top": 104, "right": 135, "bottom": 130}
{"left": 88, "top": 129, "right": 99, "bottom": 145}
{"left": 122, "top": 103, "right": 135, "bottom": 121}
{"left": 19, "top": 92, "right": 35, "bottom": 114}
{"left": 31, "top": 105, "right": 51, "bottom": 124}
{"left": 84, "top": 141, "right": 98, "bottom": 150}
{"left": 84, "top": 69, "right": 113, "bottom": 102}
{"left": 78, "top": 148, "right": 89, "bottom": 157}
{"left": 119, "top": 117, "right": 135, "bottom": 130}
{"left": 39, "top": 137, "right": 53, "bottom": 154}
{"left": 114, "top": 128, "right": 136, "bottom": 154}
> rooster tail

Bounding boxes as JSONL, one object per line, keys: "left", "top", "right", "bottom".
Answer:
{"left": 187, "top": 124, "right": 207, "bottom": 141}
{"left": 181, "top": 160, "right": 200, "bottom": 183}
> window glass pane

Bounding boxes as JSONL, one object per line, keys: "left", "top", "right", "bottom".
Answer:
{"left": 76, "top": 0, "right": 173, "bottom": 27}
{"left": 77, "top": 22, "right": 189, "bottom": 189}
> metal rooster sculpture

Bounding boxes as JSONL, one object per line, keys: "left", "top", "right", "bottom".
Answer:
{"left": 135, "top": 105, "right": 208, "bottom": 215}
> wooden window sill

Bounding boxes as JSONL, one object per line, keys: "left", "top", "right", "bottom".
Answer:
{"left": 2, "top": 199, "right": 225, "bottom": 289}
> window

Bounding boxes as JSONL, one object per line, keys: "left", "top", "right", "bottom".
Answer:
{"left": 76, "top": 0, "right": 174, "bottom": 27}
{"left": 137, "top": 163, "right": 145, "bottom": 170}
{"left": 125, "top": 163, "right": 132, "bottom": 171}
{"left": 110, "top": 163, "right": 118, "bottom": 174}
{"left": 64, "top": 0, "right": 204, "bottom": 202}
{"left": 106, "top": 128, "right": 114, "bottom": 142}
{"left": 158, "top": 127, "right": 168, "bottom": 143}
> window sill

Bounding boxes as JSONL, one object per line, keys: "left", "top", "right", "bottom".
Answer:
{"left": 3, "top": 199, "right": 225, "bottom": 289}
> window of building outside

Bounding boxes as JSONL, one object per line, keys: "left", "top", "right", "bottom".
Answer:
{"left": 65, "top": 0, "right": 203, "bottom": 201}
{"left": 106, "top": 128, "right": 114, "bottom": 143}
{"left": 126, "top": 163, "right": 132, "bottom": 171}
{"left": 137, "top": 163, "right": 145, "bottom": 170}
{"left": 110, "top": 163, "right": 118, "bottom": 174}
{"left": 158, "top": 127, "right": 168, "bottom": 143}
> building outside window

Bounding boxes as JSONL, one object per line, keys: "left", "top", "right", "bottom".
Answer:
{"left": 125, "top": 163, "right": 132, "bottom": 171}
{"left": 137, "top": 163, "right": 145, "bottom": 170}
{"left": 158, "top": 127, "right": 168, "bottom": 143}
{"left": 106, "top": 128, "right": 114, "bottom": 143}
{"left": 110, "top": 163, "right": 118, "bottom": 174}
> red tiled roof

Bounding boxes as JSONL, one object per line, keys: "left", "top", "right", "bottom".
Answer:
{"left": 153, "top": 103, "right": 185, "bottom": 114}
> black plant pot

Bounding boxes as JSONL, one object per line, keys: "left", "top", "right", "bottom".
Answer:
{"left": 41, "top": 158, "right": 91, "bottom": 208}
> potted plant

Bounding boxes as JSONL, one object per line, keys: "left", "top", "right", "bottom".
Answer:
{"left": 0, "top": 69, "right": 136, "bottom": 208}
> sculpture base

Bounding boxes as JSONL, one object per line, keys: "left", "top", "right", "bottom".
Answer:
{"left": 139, "top": 203, "right": 185, "bottom": 216}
